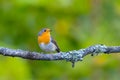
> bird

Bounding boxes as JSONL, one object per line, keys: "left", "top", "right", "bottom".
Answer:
{"left": 38, "top": 28, "right": 60, "bottom": 53}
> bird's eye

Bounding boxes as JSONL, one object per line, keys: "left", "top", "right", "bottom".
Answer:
{"left": 44, "top": 30, "right": 46, "bottom": 32}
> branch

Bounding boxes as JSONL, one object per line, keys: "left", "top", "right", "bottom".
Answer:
{"left": 0, "top": 44, "right": 120, "bottom": 67}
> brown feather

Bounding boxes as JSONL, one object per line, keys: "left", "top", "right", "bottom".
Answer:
{"left": 51, "top": 38, "right": 60, "bottom": 53}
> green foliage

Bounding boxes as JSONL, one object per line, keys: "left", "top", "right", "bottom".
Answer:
{"left": 0, "top": 0, "right": 120, "bottom": 80}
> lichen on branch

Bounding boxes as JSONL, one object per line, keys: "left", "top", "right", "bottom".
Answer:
{"left": 0, "top": 44, "right": 120, "bottom": 67}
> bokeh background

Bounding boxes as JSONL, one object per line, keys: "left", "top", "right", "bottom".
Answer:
{"left": 1, "top": 0, "right": 120, "bottom": 80}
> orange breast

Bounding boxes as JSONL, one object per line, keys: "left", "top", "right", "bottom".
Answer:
{"left": 38, "top": 32, "right": 50, "bottom": 44}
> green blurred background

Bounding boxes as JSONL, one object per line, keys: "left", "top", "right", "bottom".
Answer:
{"left": 1, "top": 0, "right": 120, "bottom": 80}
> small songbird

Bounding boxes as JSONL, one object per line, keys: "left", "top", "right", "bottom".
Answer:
{"left": 38, "top": 28, "right": 60, "bottom": 53}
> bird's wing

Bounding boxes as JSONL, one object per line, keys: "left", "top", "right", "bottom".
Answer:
{"left": 51, "top": 37, "right": 60, "bottom": 53}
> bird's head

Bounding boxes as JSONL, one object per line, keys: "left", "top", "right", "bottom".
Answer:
{"left": 38, "top": 28, "right": 51, "bottom": 44}
{"left": 38, "top": 28, "right": 51, "bottom": 36}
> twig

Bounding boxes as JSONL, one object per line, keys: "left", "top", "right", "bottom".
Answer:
{"left": 0, "top": 44, "right": 120, "bottom": 67}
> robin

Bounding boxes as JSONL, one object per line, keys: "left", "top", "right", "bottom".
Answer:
{"left": 38, "top": 28, "right": 60, "bottom": 53}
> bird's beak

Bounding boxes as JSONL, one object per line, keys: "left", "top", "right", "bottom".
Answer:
{"left": 47, "top": 29, "right": 51, "bottom": 32}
